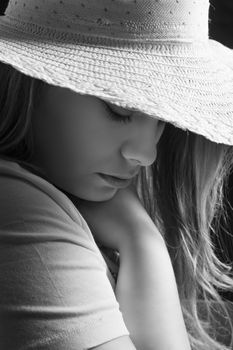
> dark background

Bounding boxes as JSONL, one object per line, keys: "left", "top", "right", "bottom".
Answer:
{"left": 0, "top": 0, "right": 233, "bottom": 300}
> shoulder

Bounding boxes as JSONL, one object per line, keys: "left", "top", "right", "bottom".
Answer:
{"left": 0, "top": 161, "right": 129, "bottom": 350}
{"left": 0, "top": 158, "right": 118, "bottom": 286}
{"left": 0, "top": 158, "right": 94, "bottom": 245}
{"left": 0, "top": 158, "right": 77, "bottom": 219}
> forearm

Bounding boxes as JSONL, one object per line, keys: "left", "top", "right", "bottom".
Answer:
{"left": 115, "top": 227, "right": 191, "bottom": 350}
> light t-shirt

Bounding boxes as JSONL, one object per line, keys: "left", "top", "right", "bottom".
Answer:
{"left": 0, "top": 158, "right": 129, "bottom": 350}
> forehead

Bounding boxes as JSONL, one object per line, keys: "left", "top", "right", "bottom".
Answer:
{"left": 45, "top": 87, "right": 134, "bottom": 115}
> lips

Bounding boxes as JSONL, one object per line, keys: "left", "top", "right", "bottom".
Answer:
{"left": 109, "top": 175, "right": 132, "bottom": 180}
{"left": 98, "top": 173, "right": 132, "bottom": 188}
{"left": 102, "top": 171, "right": 139, "bottom": 180}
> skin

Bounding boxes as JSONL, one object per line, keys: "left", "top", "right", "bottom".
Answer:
{"left": 29, "top": 85, "right": 192, "bottom": 349}
{"left": 30, "top": 85, "right": 165, "bottom": 201}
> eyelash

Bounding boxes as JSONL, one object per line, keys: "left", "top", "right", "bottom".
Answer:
{"left": 104, "top": 103, "right": 165, "bottom": 128}
{"left": 104, "top": 103, "right": 133, "bottom": 124}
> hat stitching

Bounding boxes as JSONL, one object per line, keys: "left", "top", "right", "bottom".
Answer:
{"left": 1, "top": 43, "right": 232, "bottom": 98}
{"left": 1, "top": 16, "right": 209, "bottom": 48}
{"left": 0, "top": 24, "right": 221, "bottom": 62}
{"left": 5, "top": 0, "right": 208, "bottom": 41}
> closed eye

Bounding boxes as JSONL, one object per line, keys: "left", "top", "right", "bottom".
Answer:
{"left": 103, "top": 102, "right": 133, "bottom": 124}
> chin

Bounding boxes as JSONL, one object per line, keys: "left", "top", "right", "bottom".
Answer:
{"left": 80, "top": 187, "right": 118, "bottom": 202}
{"left": 59, "top": 181, "right": 118, "bottom": 202}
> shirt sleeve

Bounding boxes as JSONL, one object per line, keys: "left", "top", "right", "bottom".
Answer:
{"left": 0, "top": 175, "right": 129, "bottom": 350}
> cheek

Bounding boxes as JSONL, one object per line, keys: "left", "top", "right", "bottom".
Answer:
{"left": 33, "top": 93, "right": 120, "bottom": 175}
{"left": 52, "top": 113, "right": 115, "bottom": 172}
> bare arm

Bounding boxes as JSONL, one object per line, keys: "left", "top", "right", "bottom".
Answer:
{"left": 115, "top": 227, "right": 191, "bottom": 350}
{"left": 76, "top": 186, "right": 191, "bottom": 350}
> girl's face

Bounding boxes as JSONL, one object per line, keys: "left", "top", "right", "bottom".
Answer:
{"left": 31, "top": 85, "right": 165, "bottom": 201}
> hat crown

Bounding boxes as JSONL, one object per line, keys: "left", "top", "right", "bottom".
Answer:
{"left": 5, "top": 0, "right": 209, "bottom": 42}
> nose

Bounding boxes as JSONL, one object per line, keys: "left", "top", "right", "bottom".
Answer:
{"left": 120, "top": 114, "right": 165, "bottom": 167}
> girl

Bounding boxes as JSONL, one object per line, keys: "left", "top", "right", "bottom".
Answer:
{"left": 0, "top": 0, "right": 233, "bottom": 350}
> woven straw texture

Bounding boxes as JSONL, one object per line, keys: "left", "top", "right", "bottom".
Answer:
{"left": 0, "top": 0, "right": 233, "bottom": 145}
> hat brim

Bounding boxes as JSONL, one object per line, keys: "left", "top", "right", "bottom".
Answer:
{"left": 0, "top": 16, "right": 233, "bottom": 145}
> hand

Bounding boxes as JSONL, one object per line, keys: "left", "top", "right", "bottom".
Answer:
{"left": 75, "top": 182, "right": 157, "bottom": 252}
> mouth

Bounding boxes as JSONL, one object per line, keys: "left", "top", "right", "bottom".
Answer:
{"left": 98, "top": 173, "right": 132, "bottom": 188}
{"left": 108, "top": 175, "right": 132, "bottom": 180}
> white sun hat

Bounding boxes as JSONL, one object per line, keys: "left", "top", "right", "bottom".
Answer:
{"left": 0, "top": 0, "right": 233, "bottom": 145}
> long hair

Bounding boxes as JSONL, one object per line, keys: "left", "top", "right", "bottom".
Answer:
{"left": 0, "top": 61, "right": 45, "bottom": 163}
{"left": 136, "top": 126, "right": 233, "bottom": 350}
{"left": 1, "top": 61, "right": 233, "bottom": 350}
